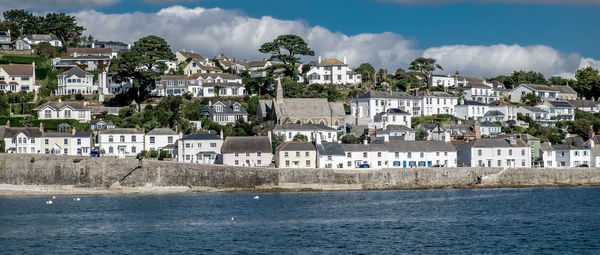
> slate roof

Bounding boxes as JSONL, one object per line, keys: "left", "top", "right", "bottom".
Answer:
{"left": 521, "top": 84, "right": 559, "bottom": 91}
{"left": 520, "top": 106, "right": 546, "bottom": 113}
{"left": 146, "top": 128, "right": 177, "bottom": 136}
{"left": 489, "top": 100, "right": 513, "bottom": 106}
{"left": 317, "top": 59, "right": 346, "bottom": 66}
{"left": 457, "top": 138, "right": 528, "bottom": 148}
{"left": 247, "top": 60, "right": 268, "bottom": 68}
{"left": 387, "top": 141, "right": 456, "bottom": 152}
{"left": 42, "top": 131, "right": 91, "bottom": 138}
{"left": 100, "top": 128, "right": 143, "bottom": 134}
{"left": 551, "top": 85, "right": 577, "bottom": 94}
{"left": 34, "top": 101, "right": 89, "bottom": 111}
{"left": 67, "top": 48, "right": 112, "bottom": 55}
{"left": 568, "top": 100, "right": 600, "bottom": 108}
{"left": 463, "top": 83, "right": 492, "bottom": 89}
{"left": 221, "top": 136, "right": 271, "bottom": 153}
{"left": 417, "top": 91, "right": 457, "bottom": 98}
{"left": 19, "top": 34, "right": 60, "bottom": 41}
{"left": 273, "top": 123, "right": 336, "bottom": 132}
{"left": 386, "top": 125, "right": 413, "bottom": 131}
{"left": 0, "top": 64, "right": 34, "bottom": 76}
{"left": 200, "top": 101, "right": 248, "bottom": 116}
{"left": 59, "top": 66, "right": 92, "bottom": 77}
{"left": 540, "top": 142, "right": 554, "bottom": 151}
{"left": 181, "top": 133, "right": 221, "bottom": 140}
{"left": 276, "top": 141, "right": 316, "bottom": 151}
{"left": 552, "top": 143, "right": 587, "bottom": 150}
{"left": 484, "top": 110, "right": 504, "bottom": 116}
{"left": 549, "top": 101, "right": 573, "bottom": 108}
{"left": 177, "top": 51, "right": 204, "bottom": 60}
{"left": 273, "top": 98, "right": 346, "bottom": 119}
{"left": 340, "top": 143, "right": 387, "bottom": 152}
{"left": 201, "top": 82, "right": 244, "bottom": 88}
{"left": 190, "top": 73, "right": 242, "bottom": 80}
{"left": 59, "top": 56, "right": 110, "bottom": 60}
{"left": 358, "top": 91, "right": 418, "bottom": 100}
{"left": 459, "top": 100, "right": 486, "bottom": 106}
{"left": 481, "top": 121, "right": 500, "bottom": 127}
{"left": 3, "top": 127, "right": 43, "bottom": 138}
{"left": 90, "top": 119, "right": 114, "bottom": 125}
{"left": 316, "top": 142, "right": 345, "bottom": 156}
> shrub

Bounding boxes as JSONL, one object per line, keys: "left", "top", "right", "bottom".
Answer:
{"left": 30, "top": 157, "right": 35, "bottom": 163}
{"left": 74, "top": 94, "right": 84, "bottom": 101}
{"left": 149, "top": 150, "right": 159, "bottom": 158}
{"left": 159, "top": 150, "right": 171, "bottom": 159}
{"left": 73, "top": 159, "right": 82, "bottom": 163}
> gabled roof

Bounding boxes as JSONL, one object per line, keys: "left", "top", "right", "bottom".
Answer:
{"left": 3, "top": 127, "right": 43, "bottom": 138}
{"left": 317, "top": 59, "right": 346, "bottom": 67}
{"left": 19, "top": 34, "right": 60, "bottom": 41}
{"left": 273, "top": 98, "right": 346, "bottom": 119}
{"left": 181, "top": 133, "right": 221, "bottom": 141}
{"left": 100, "top": 128, "right": 143, "bottom": 134}
{"left": 316, "top": 142, "right": 345, "bottom": 156}
{"left": 177, "top": 50, "right": 204, "bottom": 60}
{"left": 548, "top": 101, "right": 573, "bottom": 108}
{"left": 551, "top": 85, "right": 577, "bottom": 94}
{"left": 273, "top": 123, "right": 336, "bottom": 132}
{"left": 484, "top": 110, "right": 504, "bottom": 116}
{"left": 0, "top": 64, "right": 34, "bottom": 76}
{"left": 34, "top": 101, "right": 89, "bottom": 111}
{"left": 67, "top": 47, "right": 112, "bottom": 55}
{"left": 519, "top": 106, "right": 546, "bottom": 113}
{"left": 463, "top": 83, "right": 492, "bottom": 89}
{"left": 276, "top": 141, "right": 316, "bottom": 151}
{"left": 459, "top": 100, "right": 487, "bottom": 106}
{"left": 59, "top": 66, "right": 92, "bottom": 77}
{"left": 488, "top": 100, "right": 514, "bottom": 106}
{"left": 457, "top": 138, "right": 528, "bottom": 148}
{"left": 519, "top": 84, "right": 559, "bottom": 92}
{"left": 387, "top": 141, "right": 456, "bottom": 152}
{"left": 417, "top": 91, "right": 457, "bottom": 98}
{"left": 191, "top": 73, "right": 241, "bottom": 80}
{"left": 146, "top": 128, "right": 177, "bottom": 135}
{"left": 90, "top": 119, "right": 114, "bottom": 125}
{"left": 201, "top": 101, "right": 248, "bottom": 116}
{"left": 358, "top": 91, "right": 418, "bottom": 100}
{"left": 480, "top": 121, "right": 499, "bottom": 127}
{"left": 221, "top": 136, "right": 271, "bottom": 153}
{"left": 567, "top": 100, "right": 600, "bottom": 108}
{"left": 386, "top": 125, "right": 413, "bottom": 131}
{"left": 340, "top": 143, "right": 387, "bottom": 152}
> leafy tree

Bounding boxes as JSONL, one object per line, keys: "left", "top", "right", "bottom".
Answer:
{"left": 2, "top": 9, "right": 42, "bottom": 37}
{"left": 570, "top": 119, "right": 593, "bottom": 140}
{"left": 574, "top": 67, "right": 600, "bottom": 99}
{"left": 548, "top": 76, "right": 569, "bottom": 85}
{"left": 259, "top": 34, "right": 314, "bottom": 77}
{"left": 355, "top": 63, "right": 376, "bottom": 84}
{"left": 415, "top": 127, "right": 428, "bottom": 141}
{"left": 292, "top": 133, "right": 308, "bottom": 141}
{"left": 391, "top": 68, "right": 419, "bottom": 91}
{"left": 408, "top": 57, "right": 442, "bottom": 88}
{"left": 36, "top": 42, "right": 57, "bottom": 57}
{"left": 521, "top": 93, "right": 542, "bottom": 106}
{"left": 112, "top": 35, "right": 175, "bottom": 102}
{"left": 271, "top": 133, "right": 285, "bottom": 151}
{"left": 341, "top": 134, "right": 361, "bottom": 144}
{"left": 375, "top": 69, "right": 388, "bottom": 87}
{"left": 505, "top": 70, "right": 547, "bottom": 89}
{"left": 42, "top": 13, "right": 85, "bottom": 47}
{"left": 0, "top": 21, "right": 20, "bottom": 41}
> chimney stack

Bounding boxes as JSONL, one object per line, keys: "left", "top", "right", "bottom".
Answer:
{"left": 6, "top": 120, "right": 10, "bottom": 128}
{"left": 267, "top": 131, "right": 272, "bottom": 148}
{"left": 39, "top": 122, "right": 44, "bottom": 132}
{"left": 318, "top": 56, "right": 322, "bottom": 64}
{"left": 220, "top": 129, "right": 224, "bottom": 139}
{"left": 72, "top": 127, "right": 76, "bottom": 135}
{"left": 473, "top": 121, "right": 481, "bottom": 139}
{"left": 343, "top": 55, "right": 347, "bottom": 65}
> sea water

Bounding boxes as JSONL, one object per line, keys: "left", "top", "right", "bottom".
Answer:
{"left": 1, "top": 187, "right": 599, "bottom": 254}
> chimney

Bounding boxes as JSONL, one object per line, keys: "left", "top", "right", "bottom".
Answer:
{"left": 58, "top": 98, "right": 62, "bottom": 103}
{"left": 208, "top": 100, "right": 212, "bottom": 107}
{"left": 91, "top": 42, "right": 95, "bottom": 48}
{"left": 179, "top": 131, "right": 183, "bottom": 139}
{"left": 343, "top": 55, "right": 347, "bottom": 65}
{"left": 142, "top": 127, "right": 145, "bottom": 133}
{"left": 267, "top": 131, "right": 272, "bottom": 146}
{"left": 383, "top": 134, "right": 389, "bottom": 143}
{"left": 363, "top": 139, "right": 368, "bottom": 145}
{"left": 39, "top": 122, "right": 44, "bottom": 132}
{"left": 175, "top": 125, "right": 178, "bottom": 133}
{"left": 315, "top": 132, "right": 322, "bottom": 145}
{"left": 6, "top": 120, "right": 9, "bottom": 128}
{"left": 318, "top": 56, "right": 322, "bottom": 63}
{"left": 589, "top": 125, "right": 595, "bottom": 140}
{"left": 220, "top": 129, "right": 224, "bottom": 139}
{"left": 72, "top": 127, "right": 76, "bottom": 135}
{"left": 473, "top": 122, "right": 481, "bottom": 139}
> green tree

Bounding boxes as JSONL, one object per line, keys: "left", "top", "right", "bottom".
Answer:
{"left": 2, "top": 9, "right": 42, "bottom": 37}
{"left": 505, "top": 70, "right": 547, "bottom": 89}
{"left": 259, "top": 34, "right": 314, "bottom": 77}
{"left": 271, "top": 133, "right": 285, "bottom": 151}
{"left": 570, "top": 119, "right": 593, "bottom": 140}
{"left": 408, "top": 57, "right": 442, "bottom": 88}
{"left": 112, "top": 35, "right": 175, "bottom": 103}
{"left": 355, "top": 63, "right": 376, "bottom": 84}
{"left": 415, "top": 127, "right": 428, "bottom": 140}
{"left": 548, "top": 76, "right": 569, "bottom": 85}
{"left": 36, "top": 42, "right": 57, "bottom": 57}
{"left": 292, "top": 133, "right": 308, "bottom": 141}
{"left": 574, "top": 67, "right": 600, "bottom": 99}
{"left": 341, "top": 134, "right": 361, "bottom": 144}
{"left": 521, "top": 93, "right": 542, "bottom": 106}
{"left": 42, "top": 13, "right": 85, "bottom": 47}
{"left": 0, "top": 21, "right": 20, "bottom": 41}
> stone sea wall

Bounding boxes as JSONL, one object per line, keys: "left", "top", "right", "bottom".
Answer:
{"left": 1, "top": 154, "right": 600, "bottom": 192}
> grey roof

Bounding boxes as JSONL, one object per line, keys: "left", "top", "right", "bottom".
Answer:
{"left": 177, "top": 51, "right": 204, "bottom": 60}
{"left": 200, "top": 82, "right": 244, "bottom": 88}
{"left": 463, "top": 84, "right": 492, "bottom": 89}
{"left": 191, "top": 73, "right": 241, "bottom": 80}
{"left": 358, "top": 91, "right": 418, "bottom": 100}
{"left": 340, "top": 143, "right": 387, "bottom": 152}
{"left": 0, "top": 64, "right": 35, "bottom": 76}
{"left": 316, "top": 142, "right": 345, "bottom": 156}
{"left": 387, "top": 141, "right": 456, "bottom": 152}
{"left": 20, "top": 34, "right": 60, "bottom": 41}
{"left": 484, "top": 110, "right": 504, "bottom": 116}
{"left": 147, "top": 128, "right": 178, "bottom": 135}
{"left": 181, "top": 133, "right": 221, "bottom": 140}
{"left": 551, "top": 85, "right": 577, "bottom": 94}
{"left": 247, "top": 60, "right": 268, "bottom": 67}
{"left": 540, "top": 142, "right": 554, "bottom": 151}
{"left": 549, "top": 101, "right": 573, "bottom": 108}
{"left": 480, "top": 121, "right": 499, "bottom": 127}
{"left": 568, "top": 100, "right": 600, "bottom": 108}
{"left": 457, "top": 138, "right": 528, "bottom": 148}
{"left": 520, "top": 84, "right": 559, "bottom": 92}
{"left": 35, "top": 101, "right": 89, "bottom": 111}
{"left": 520, "top": 106, "right": 545, "bottom": 113}
{"left": 552, "top": 143, "right": 586, "bottom": 150}
{"left": 221, "top": 136, "right": 271, "bottom": 153}
{"left": 59, "top": 66, "right": 92, "bottom": 77}
{"left": 200, "top": 101, "right": 248, "bottom": 116}
{"left": 460, "top": 100, "right": 486, "bottom": 106}
{"left": 386, "top": 125, "right": 413, "bottom": 131}
{"left": 417, "top": 91, "right": 457, "bottom": 98}
{"left": 74, "top": 131, "right": 92, "bottom": 137}
{"left": 277, "top": 141, "right": 316, "bottom": 151}
{"left": 3, "top": 127, "right": 43, "bottom": 138}
{"left": 42, "top": 131, "right": 91, "bottom": 138}
{"left": 273, "top": 123, "right": 336, "bottom": 132}
{"left": 100, "top": 128, "right": 143, "bottom": 134}
{"left": 272, "top": 98, "right": 346, "bottom": 120}
{"left": 90, "top": 119, "right": 114, "bottom": 125}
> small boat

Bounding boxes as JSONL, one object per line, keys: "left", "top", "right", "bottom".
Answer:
{"left": 253, "top": 196, "right": 260, "bottom": 200}
{"left": 46, "top": 201, "right": 53, "bottom": 205}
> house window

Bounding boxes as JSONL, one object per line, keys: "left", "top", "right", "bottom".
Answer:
{"left": 522, "top": 160, "right": 526, "bottom": 167}
{"left": 284, "top": 152, "right": 289, "bottom": 157}
{"left": 235, "top": 152, "right": 239, "bottom": 157}
{"left": 347, "top": 152, "right": 352, "bottom": 157}
{"left": 45, "top": 139, "right": 48, "bottom": 144}
{"left": 509, "top": 149, "right": 512, "bottom": 156}
{"left": 186, "top": 155, "right": 190, "bottom": 161}
{"left": 109, "top": 136, "right": 113, "bottom": 142}
{"left": 45, "top": 110, "right": 52, "bottom": 118}
{"left": 497, "top": 160, "right": 502, "bottom": 167}
{"left": 408, "top": 152, "right": 412, "bottom": 158}
{"left": 120, "top": 136, "right": 125, "bottom": 142}
{"left": 285, "top": 160, "right": 290, "bottom": 166}
{"left": 306, "top": 160, "right": 311, "bottom": 166}
{"left": 150, "top": 137, "right": 155, "bottom": 144}
{"left": 77, "top": 139, "right": 81, "bottom": 145}
{"left": 64, "top": 139, "right": 68, "bottom": 145}
{"left": 132, "top": 146, "right": 136, "bottom": 153}
{"left": 478, "top": 149, "right": 482, "bottom": 156}
{"left": 132, "top": 136, "right": 136, "bottom": 142}
{"left": 497, "top": 149, "right": 501, "bottom": 156}
{"left": 235, "top": 160, "right": 239, "bottom": 165}
{"left": 185, "top": 143, "right": 191, "bottom": 148}
{"left": 295, "top": 151, "right": 300, "bottom": 157}
{"left": 64, "top": 149, "right": 68, "bottom": 154}
{"left": 257, "top": 152, "right": 262, "bottom": 157}
{"left": 377, "top": 152, "right": 382, "bottom": 157}
{"left": 168, "top": 137, "right": 173, "bottom": 144}
{"left": 257, "top": 160, "right": 262, "bottom": 165}
{"left": 64, "top": 110, "right": 71, "bottom": 118}
{"left": 420, "top": 152, "right": 424, "bottom": 158}
{"left": 521, "top": 149, "right": 525, "bottom": 156}
{"left": 109, "top": 147, "right": 113, "bottom": 153}
{"left": 363, "top": 152, "right": 368, "bottom": 158}
{"left": 210, "top": 143, "right": 216, "bottom": 148}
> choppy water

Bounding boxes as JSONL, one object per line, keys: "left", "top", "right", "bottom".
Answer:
{"left": 1, "top": 187, "right": 599, "bottom": 254}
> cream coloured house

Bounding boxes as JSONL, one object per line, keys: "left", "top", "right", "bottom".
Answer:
{"left": 0, "top": 63, "right": 37, "bottom": 93}
{"left": 275, "top": 141, "right": 317, "bottom": 168}
{"left": 56, "top": 66, "right": 96, "bottom": 95}
{"left": 35, "top": 101, "right": 92, "bottom": 123}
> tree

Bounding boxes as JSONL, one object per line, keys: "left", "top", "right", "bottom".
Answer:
{"left": 415, "top": 128, "right": 428, "bottom": 141}
{"left": 505, "top": 70, "right": 547, "bottom": 89}
{"left": 548, "top": 76, "right": 568, "bottom": 85}
{"left": 408, "top": 57, "right": 442, "bottom": 88}
{"left": 2, "top": 9, "right": 42, "bottom": 37}
{"left": 341, "top": 134, "right": 361, "bottom": 144}
{"left": 355, "top": 63, "right": 376, "bottom": 84}
{"left": 521, "top": 93, "right": 542, "bottom": 106}
{"left": 292, "top": 133, "right": 308, "bottom": 141}
{"left": 112, "top": 35, "right": 175, "bottom": 103}
{"left": 0, "top": 21, "right": 20, "bottom": 41}
{"left": 574, "top": 67, "right": 600, "bottom": 99}
{"left": 259, "top": 34, "right": 314, "bottom": 77}
{"left": 271, "top": 133, "right": 285, "bottom": 151}
{"left": 42, "top": 13, "right": 85, "bottom": 47}
{"left": 36, "top": 42, "right": 57, "bottom": 57}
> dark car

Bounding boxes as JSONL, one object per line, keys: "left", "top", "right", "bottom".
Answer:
{"left": 358, "top": 164, "right": 370, "bottom": 168}
{"left": 578, "top": 164, "right": 589, "bottom": 168}
{"left": 90, "top": 150, "right": 100, "bottom": 157}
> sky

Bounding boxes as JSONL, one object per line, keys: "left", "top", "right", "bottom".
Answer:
{"left": 1, "top": 0, "right": 599, "bottom": 78}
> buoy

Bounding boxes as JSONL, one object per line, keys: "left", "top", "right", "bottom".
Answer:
{"left": 73, "top": 197, "right": 81, "bottom": 201}
{"left": 52, "top": 196, "right": 56, "bottom": 199}
{"left": 231, "top": 217, "right": 235, "bottom": 221}
{"left": 46, "top": 201, "right": 53, "bottom": 205}
{"left": 253, "top": 195, "right": 260, "bottom": 200}
{"left": 76, "top": 198, "right": 80, "bottom": 201}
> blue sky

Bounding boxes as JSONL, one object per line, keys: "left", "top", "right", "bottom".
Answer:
{"left": 2, "top": 0, "right": 599, "bottom": 77}
{"left": 93, "top": 0, "right": 600, "bottom": 59}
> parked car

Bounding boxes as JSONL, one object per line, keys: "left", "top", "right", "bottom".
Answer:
{"left": 358, "top": 163, "right": 370, "bottom": 168}
{"left": 578, "top": 164, "right": 589, "bottom": 168}
{"left": 90, "top": 150, "right": 100, "bottom": 157}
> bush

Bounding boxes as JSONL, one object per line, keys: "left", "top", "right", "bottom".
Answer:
{"left": 73, "top": 159, "right": 82, "bottom": 163}
{"left": 137, "top": 150, "right": 148, "bottom": 159}
{"left": 30, "top": 157, "right": 35, "bottom": 163}
{"left": 159, "top": 150, "right": 172, "bottom": 159}
{"left": 149, "top": 150, "right": 159, "bottom": 158}
{"left": 75, "top": 94, "right": 84, "bottom": 101}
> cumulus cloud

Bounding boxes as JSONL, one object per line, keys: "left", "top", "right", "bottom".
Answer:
{"left": 73, "top": 5, "right": 598, "bottom": 78}
{"left": 0, "top": 0, "right": 120, "bottom": 11}
{"left": 378, "top": 0, "right": 600, "bottom": 5}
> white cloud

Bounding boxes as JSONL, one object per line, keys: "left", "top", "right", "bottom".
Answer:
{"left": 73, "top": 5, "right": 598, "bottom": 78}
{"left": 0, "top": 0, "right": 120, "bottom": 11}
{"left": 378, "top": 0, "right": 600, "bottom": 5}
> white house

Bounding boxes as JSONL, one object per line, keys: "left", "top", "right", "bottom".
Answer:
{"left": 418, "top": 91, "right": 457, "bottom": 116}
{"left": 386, "top": 141, "right": 457, "bottom": 168}
{"left": 199, "top": 101, "right": 249, "bottom": 125}
{"left": 542, "top": 142, "right": 591, "bottom": 168}
{"left": 155, "top": 73, "right": 244, "bottom": 98}
{"left": 144, "top": 128, "right": 180, "bottom": 152}
{"left": 316, "top": 141, "right": 346, "bottom": 169}
{"left": 98, "top": 72, "right": 133, "bottom": 102}
{"left": 456, "top": 137, "right": 531, "bottom": 168}
{"left": 488, "top": 100, "right": 518, "bottom": 122}
{"left": 510, "top": 84, "right": 559, "bottom": 103}
{"left": 584, "top": 136, "right": 600, "bottom": 167}
{"left": 372, "top": 108, "right": 412, "bottom": 129}
{"left": 340, "top": 143, "right": 389, "bottom": 169}
{"left": 2, "top": 126, "right": 44, "bottom": 154}
{"left": 52, "top": 48, "right": 115, "bottom": 71}
{"left": 183, "top": 58, "right": 221, "bottom": 75}
{"left": 176, "top": 133, "right": 223, "bottom": 164}
{"left": 56, "top": 66, "right": 97, "bottom": 95}
{"left": 568, "top": 100, "right": 600, "bottom": 113}
{"left": 374, "top": 125, "right": 415, "bottom": 142}
{"left": 175, "top": 50, "right": 205, "bottom": 64}
{"left": 0, "top": 63, "right": 37, "bottom": 93}
{"left": 350, "top": 91, "right": 421, "bottom": 126}
{"left": 248, "top": 60, "right": 273, "bottom": 77}
{"left": 480, "top": 121, "right": 501, "bottom": 137}
{"left": 15, "top": 34, "right": 62, "bottom": 50}
{"left": 540, "top": 101, "right": 575, "bottom": 122}
{"left": 462, "top": 84, "right": 500, "bottom": 104}
{"left": 306, "top": 56, "right": 361, "bottom": 85}
{"left": 35, "top": 101, "right": 92, "bottom": 123}
{"left": 40, "top": 129, "right": 93, "bottom": 156}
{"left": 454, "top": 100, "right": 489, "bottom": 120}
{"left": 431, "top": 73, "right": 458, "bottom": 88}
{"left": 98, "top": 128, "right": 145, "bottom": 157}
{"left": 272, "top": 123, "right": 339, "bottom": 143}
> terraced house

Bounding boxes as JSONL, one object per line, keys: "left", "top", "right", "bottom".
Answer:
{"left": 0, "top": 63, "right": 36, "bottom": 93}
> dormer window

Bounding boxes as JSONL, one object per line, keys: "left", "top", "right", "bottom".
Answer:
{"left": 215, "top": 105, "right": 223, "bottom": 112}
{"left": 233, "top": 105, "right": 240, "bottom": 111}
